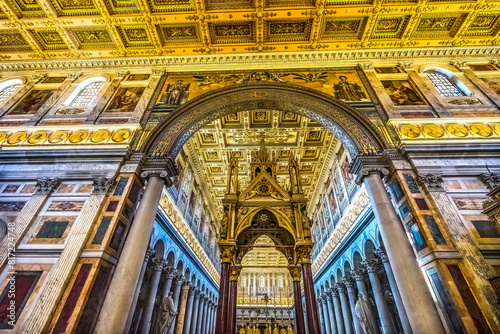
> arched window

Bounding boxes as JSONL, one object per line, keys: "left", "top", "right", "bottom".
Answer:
{"left": 258, "top": 275, "right": 265, "bottom": 288}
{"left": 0, "top": 79, "right": 22, "bottom": 103}
{"left": 65, "top": 77, "right": 105, "bottom": 107}
{"left": 277, "top": 275, "right": 283, "bottom": 288}
{"left": 425, "top": 70, "right": 469, "bottom": 97}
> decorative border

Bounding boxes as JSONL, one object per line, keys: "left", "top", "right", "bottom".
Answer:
{"left": 391, "top": 120, "right": 500, "bottom": 141}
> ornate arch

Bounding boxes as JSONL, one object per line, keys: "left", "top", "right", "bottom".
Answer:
{"left": 142, "top": 82, "right": 390, "bottom": 173}
{"left": 235, "top": 206, "right": 296, "bottom": 239}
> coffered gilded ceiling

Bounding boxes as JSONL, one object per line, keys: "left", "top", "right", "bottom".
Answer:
{"left": 184, "top": 110, "right": 336, "bottom": 215}
{"left": 1, "top": 0, "right": 500, "bottom": 60}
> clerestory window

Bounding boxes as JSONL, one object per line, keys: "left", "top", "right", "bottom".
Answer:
{"left": 425, "top": 70, "right": 468, "bottom": 97}
{"left": 0, "top": 79, "right": 22, "bottom": 103}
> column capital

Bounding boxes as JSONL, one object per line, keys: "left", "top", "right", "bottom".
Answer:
{"left": 182, "top": 281, "right": 191, "bottom": 288}
{"left": 140, "top": 170, "right": 173, "bottom": 187}
{"left": 335, "top": 283, "right": 347, "bottom": 294}
{"left": 173, "top": 275, "right": 185, "bottom": 286}
{"left": 92, "top": 177, "right": 115, "bottom": 195}
{"left": 331, "top": 288, "right": 339, "bottom": 297}
{"left": 192, "top": 288, "right": 200, "bottom": 298}
{"left": 350, "top": 153, "right": 390, "bottom": 185}
{"left": 144, "top": 248, "right": 154, "bottom": 263}
{"left": 219, "top": 244, "right": 236, "bottom": 263}
{"left": 288, "top": 266, "right": 302, "bottom": 281}
{"left": 296, "top": 244, "right": 313, "bottom": 264}
{"left": 480, "top": 172, "right": 500, "bottom": 190}
{"left": 35, "top": 177, "right": 60, "bottom": 195}
{"left": 163, "top": 267, "right": 176, "bottom": 279}
{"left": 374, "top": 248, "right": 389, "bottom": 263}
{"left": 353, "top": 268, "right": 366, "bottom": 281}
{"left": 230, "top": 265, "right": 242, "bottom": 281}
{"left": 417, "top": 173, "right": 444, "bottom": 192}
{"left": 362, "top": 258, "right": 380, "bottom": 273}
{"left": 358, "top": 62, "right": 373, "bottom": 71}
{"left": 343, "top": 276, "right": 356, "bottom": 290}
{"left": 152, "top": 258, "right": 165, "bottom": 271}
{"left": 450, "top": 59, "right": 469, "bottom": 71}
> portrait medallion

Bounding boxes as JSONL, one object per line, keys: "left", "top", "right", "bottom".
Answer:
{"left": 446, "top": 124, "right": 469, "bottom": 138}
{"left": 27, "top": 131, "right": 48, "bottom": 144}
{"left": 400, "top": 125, "right": 421, "bottom": 138}
{"left": 423, "top": 125, "right": 444, "bottom": 138}
{"left": 0, "top": 132, "right": 7, "bottom": 143}
{"left": 69, "top": 130, "right": 89, "bottom": 144}
{"left": 112, "top": 129, "right": 130, "bottom": 142}
{"left": 90, "top": 130, "right": 110, "bottom": 143}
{"left": 48, "top": 130, "right": 69, "bottom": 144}
{"left": 470, "top": 124, "right": 493, "bottom": 137}
{"left": 6, "top": 131, "right": 27, "bottom": 145}
{"left": 494, "top": 123, "right": 500, "bottom": 135}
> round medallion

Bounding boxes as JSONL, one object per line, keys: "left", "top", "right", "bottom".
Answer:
{"left": 494, "top": 123, "right": 500, "bottom": 135}
{"left": 470, "top": 123, "right": 493, "bottom": 137}
{"left": 400, "top": 125, "right": 421, "bottom": 138}
{"left": 423, "top": 125, "right": 445, "bottom": 138}
{"left": 0, "top": 132, "right": 7, "bottom": 143}
{"left": 68, "top": 130, "right": 89, "bottom": 144}
{"left": 90, "top": 130, "right": 110, "bottom": 143}
{"left": 111, "top": 129, "right": 130, "bottom": 142}
{"left": 6, "top": 131, "right": 27, "bottom": 145}
{"left": 446, "top": 124, "right": 469, "bottom": 137}
{"left": 27, "top": 131, "right": 48, "bottom": 144}
{"left": 48, "top": 130, "right": 69, "bottom": 144}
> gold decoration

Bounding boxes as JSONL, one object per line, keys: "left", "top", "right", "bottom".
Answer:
{"left": 423, "top": 125, "right": 444, "bottom": 138}
{"left": 470, "top": 124, "right": 493, "bottom": 137}
{"left": 288, "top": 266, "right": 301, "bottom": 281}
{"left": 296, "top": 244, "right": 312, "bottom": 263}
{"left": 90, "top": 130, "right": 110, "bottom": 143}
{"left": 219, "top": 245, "right": 236, "bottom": 263}
{"left": 48, "top": 130, "right": 69, "bottom": 144}
{"left": 6, "top": 132, "right": 27, "bottom": 145}
{"left": 69, "top": 130, "right": 89, "bottom": 143}
{"left": 494, "top": 123, "right": 500, "bottom": 135}
{"left": 230, "top": 266, "right": 242, "bottom": 281}
{"left": 27, "top": 131, "right": 48, "bottom": 144}
{"left": 400, "top": 125, "right": 421, "bottom": 138}
{"left": 0, "top": 132, "right": 7, "bottom": 143}
{"left": 111, "top": 129, "right": 130, "bottom": 142}
{"left": 446, "top": 124, "right": 469, "bottom": 137}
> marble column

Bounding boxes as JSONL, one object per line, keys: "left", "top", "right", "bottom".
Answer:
{"left": 359, "top": 168, "right": 445, "bottom": 334}
{"left": 336, "top": 283, "right": 353, "bottom": 334}
{"left": 228, "top": 266, "right": 241, "bottom": 334}
{"left": 169, "top": 276, "right": 185, "bottom": 334}
{"left": 215, "top": 246, "right": 234, "bottom": 333}
{"left": 212, "top": 305, "right": 217, "bottom": 334}
{"left": 0, "top": 178, "right": 60, "bottom": 271}
{"left": 126, "top": 248, "right": 154, "bottom": 332}
{"left": 318, "top": 301, "right": 326, "bottom": 334}
{"left": 352, "top": 269, "right": 368, "bottom": 300}
{"left": 181, "top": 288, "right": 197, "bottom": 334}
{"left": 21, "top": 177, "right": 113, "bottom": 333}
{"left": 95, "top": 171, "right": 171, "bottom": 334}
{"left": 205, "top": 301, "right": 213, "bottom": 334}
{"left": 196, "top": 296, "right": 207, "bottom": 334}
{"left": 162, "top": 268, "right": 176, "bottom": 298}
{"left": 139, "top": 258, "right": 165, "bottom": 334}
{"left": 326, "top": 291, "right": 338, "bottom": 334}
{"left": 190, "top": 292, "right": 202, "bottom": 334}
{"left": 363, "top": 259, "right": 395, "bottom": 334}
{"left": 375, "top": 249, "right": 412, "bottom": 334}
{"left": 298, "top": 246, "right": 321, "bottom": 334}
{"left": 289, "top": 266, "right": 306, "bottom": 334}
{"left": 321, "top": 296, "right": 332, "bottom": 334}
{"left": 344, "top": 277, "right": 361, "bottom": 334}
{"left": 331, "top": 289, "right": 345, "bottom": 334}
{"left": 175, "top": 282, "right": 191, "bottom": 334}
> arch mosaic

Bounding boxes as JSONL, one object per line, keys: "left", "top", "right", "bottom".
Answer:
{"left": 142, "top": 82, "right": 390, "bottom": 173}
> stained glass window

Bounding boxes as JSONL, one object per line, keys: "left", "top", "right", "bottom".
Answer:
{"left": 425, "top": 70, "right": 465, "bottom": 97}
{"left": 69, "top": 81, "right": 104, "bottom": 106}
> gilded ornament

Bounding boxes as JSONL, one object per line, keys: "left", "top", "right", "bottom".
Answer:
{"left": 0, "top": 132, "right": 7, "bottom": 143}
{"left": 111, "top": 129, "right": 130, "bottom": 142}
{"left": 423, "top": 124, "right": 445, "bottom": 138}
{"left": 48, "top": 130, "right": 69, "bottom": 144}
{"left": 90, "top": 130, "right": 110, "bottom": 143}
{"left": 446, "top": 124, "right": 469, "bottom": 137}
{"left": 470, "top": 123, "right": 493, "bottom": 137}
{"left": 27, "top": 131, "right": 47, "bottom": 144}
{"left": 399, "top": 125, "right": 421, "bottom": 138}
{"left": 6, "top": 131, "right": 27, "bottom": 145}
{"left": 68, "top": 130, "right": 89, "bottom": 143}
{"left": 494, "top": 123, "right": 500, "bottom": 135}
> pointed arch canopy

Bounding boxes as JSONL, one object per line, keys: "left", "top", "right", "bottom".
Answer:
{"left": 142, "top": 82, "right": 390, "bottom": 175}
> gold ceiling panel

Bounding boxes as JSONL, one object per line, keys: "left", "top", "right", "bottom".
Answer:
{"left": 49, "top": 0, "right": 99, "bottom": 16}
{"left": 208, "top": 21, "right": 256, "bottom": 44}
{"left": 264, "top": 19, "right": 313, "bottom": 43}
{"left": 156, "top": 23, "right": 201, "bottom": 46}
{"left": 321, "top": 17, "right": 368, "bottom": 41}
{"left": 146, "top": 0, "right": 195, "bottom": 13}
{"left": 0, "top": 30, "right": 31, "bottom": 51}
{"left": 116, "top": 25, "right": 153, "bottom": 47}
{"left": 68, "top": 27, "right": 115, "bottom": 49}
{"left": 8, "top": 0, "right": 45, "bottom": 18}
{"left": 465, "top": 12, "right": 500, "bottom": 37}
{"left": 413, "top": 13, "right": 467, "bottom": 38}
{"left": 0, "top": 9, "right": 7, "bottom": 19}
{"left": 204, "top": 0, "right": 254, "bottom": 11}
{"left": 102, "top": 0, "right": 140, "bottom": 14}
{"left": 31, "top": 29, "right": 67, "bottom": 50}
{"left": 265, "top": 0, "right": 315, "bottom": 8}
{"left": 371, "top": 15, "right": 410, "bottom": 39}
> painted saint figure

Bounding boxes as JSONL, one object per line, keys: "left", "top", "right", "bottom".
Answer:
{"left": 354, "top": 293, "right": 378, "bottom": 334}
{"left": 160, "top": 80, "right": 190, "bottom": 105}
{"left": 333, "top": 76, "right": 366, "bottom": 101}
{"left": 153, "top": 291, "right": 177, "bottom": 334}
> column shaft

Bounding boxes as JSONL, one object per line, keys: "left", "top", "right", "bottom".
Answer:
{"left": 196, "top": 297, "right": 207, "bottom": 333}
{"left": 292, "top": 281, "right": 306, "bottom": 334}
{"left": 331, "top": 290, "right": 345, "bottom": 334}
{"left": 215, "top": 262, "right": 231, "bottom": 333}
{"left": 95, "top": 173, "right": 167, "bottom": 334}
{"left": 169, "top": 277, "right": 184, "bottom": 334}
{"left": 321, "top": 298, "right": 332, "bottom": 334}
{"left": 337, "top": 284, "right": 354, "bottom": 334}
{"left": 302, "top": 263, "right": 321, "bottom": 334}
{"left": 364, "top": 260, "right": 395, "bottom": 334}
{"left": 175, "top": 283, "right": 190, "bottom": 334}
{"left": 228, "top": 280, "right": 238, "bottom": 334}
{"left": 190, "top": 293, "right": 201, "bottom": 334}
{"left": 139, "top": 259, "right": 164, "bottom": 334}
{"left": 363, "top": 172, "right": 445, "bottom": 334}
{"left": 326, "top": 294, "right": 338, "bottom": 334}
{"left": 345, "top": 279, "right": 361, "bottom": 334}
{"left": 181, "top": 288, "right": 197, "bottom": 334}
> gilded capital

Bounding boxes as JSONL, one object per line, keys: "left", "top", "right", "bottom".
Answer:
{"left": 296, "top": 245, "right": 313, "bottom": 264}
{"left": 230, "top": 266, "right": 242, "bottom": 281}
{"left": 288, "top": 266, "right": 302, "bottom": 281}
{"left": 219, "top": 244, "right": 236, "bottom": 263}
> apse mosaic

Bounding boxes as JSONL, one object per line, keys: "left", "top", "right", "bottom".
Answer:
{"left": 156, "top": 69, "right": 371, "bottom": 105}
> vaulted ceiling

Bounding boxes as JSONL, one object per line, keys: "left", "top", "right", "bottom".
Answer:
{"left": 183, "top": 110, "right": 336, "bottom": 218}
{"left": 0, "top": 0, "right": 499, "bottom": 61}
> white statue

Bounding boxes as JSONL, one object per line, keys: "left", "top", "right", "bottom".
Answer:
{"left": 354, "top": 293, "right": 378, "bottom": 334}
{"left": 154, "top": 291, "right": 177, "bottom": 334}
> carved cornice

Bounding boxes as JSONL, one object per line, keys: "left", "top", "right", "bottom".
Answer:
{"left": 34, "top": 177, "right": 60, "bottom": 195}
{"left": 481, "top": 172, "right": 500, "bottom": 190}
{"left": 92, "top": 177, "right": 115, "bottom": 195}
{"left": 417, "top": 173, "right": 444, "bottom": 192}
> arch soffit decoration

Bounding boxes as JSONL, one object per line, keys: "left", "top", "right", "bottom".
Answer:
{"left": 234, "top": 206, "right": 296, "bottom": 240}
{"left": 142, "top": 82, "right": 390, "bottom": 173}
